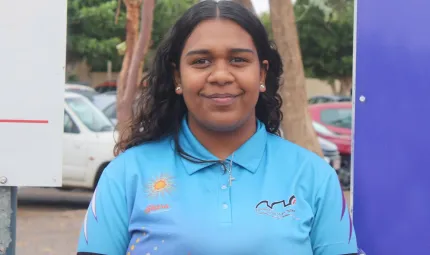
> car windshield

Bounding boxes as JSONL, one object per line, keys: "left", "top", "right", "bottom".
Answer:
{"left": 91, "top": 94, "right": 117, "bottom": 111}
{"left": 65, "top": 96, "right": 114, "bottom": 132}
{"left": 321, "top": 108, "right": 352, "bottom": 129}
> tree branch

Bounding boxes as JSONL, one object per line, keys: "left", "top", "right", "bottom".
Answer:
{"left": 124, "top": 0, "right": 155, "bottom": 102}
{"left": 115, "top": 0, "right": 122, "bottom": 24}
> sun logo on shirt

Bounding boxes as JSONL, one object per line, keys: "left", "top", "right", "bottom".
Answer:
{"left": 146, "top": 174, "right": 175, "bottom": 198}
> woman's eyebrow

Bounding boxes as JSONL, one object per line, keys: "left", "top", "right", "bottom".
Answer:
{"left": 185, "top": 49, "right": 210, "bottom": 56}
{"left": 185, "top": 48, "right": 255, "bottom": 56}
{"left": 229, "top": 48, "right": 255, "bottom": 54}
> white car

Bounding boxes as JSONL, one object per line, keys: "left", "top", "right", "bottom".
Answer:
{"left": 62, "top": 92, "right": 117, "bottom": 190}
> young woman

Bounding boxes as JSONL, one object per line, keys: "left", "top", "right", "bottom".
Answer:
{"left": 77, "top": 1, "right": 357, "bottom": 254}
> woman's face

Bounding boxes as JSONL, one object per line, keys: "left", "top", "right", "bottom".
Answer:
{"left": 175, "top": 19, "right": 268, "bottom": 132}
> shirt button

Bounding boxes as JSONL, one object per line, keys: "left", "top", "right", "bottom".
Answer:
{"left": 221, "top": 185, "right": 227, "bottom": 190}
{"left": 222, "top": 203, "right": 229, "bottom": 209}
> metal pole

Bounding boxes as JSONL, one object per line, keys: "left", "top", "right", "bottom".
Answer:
{"left": 0, "top": 186, "right": 17, "bottom": 255}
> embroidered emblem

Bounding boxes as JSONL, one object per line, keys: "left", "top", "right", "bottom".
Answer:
{"left": 126, "top": 229, "right": 174, "bottom": 255}
{"left": 144, "top": 204, "right": 170, "bottom": 214}
{"left": 255, "top": 195, "right": 299, "bottom": 220}
{"left": 145, "top": 173, "right": 175, "bottom": 198}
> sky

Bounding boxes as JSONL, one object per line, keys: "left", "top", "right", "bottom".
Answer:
{"left": 251, "top": 0, "right": 297, "bottom": 14}
{"left": 210, "top": 0, "right": 296, "bottom": 15}
{"left": 251, "top": 0, "right": 270, "bottom": 14}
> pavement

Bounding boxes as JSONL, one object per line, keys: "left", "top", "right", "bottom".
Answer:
{"left": 15, "top": 188, "right": 351, "bottom": 255}
{"left": 16, "top": 188, "right": 91, "bottom": 255}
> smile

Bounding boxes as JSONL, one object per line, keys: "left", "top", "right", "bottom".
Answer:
{"left": 202, "top": 93, "right": 241, "bottom": 106}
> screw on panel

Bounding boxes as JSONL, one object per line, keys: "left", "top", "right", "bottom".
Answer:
{"left": 359, "top": 95, "right": 366, "bottom": 102}
{"left": 0, "top": 177, "right": 7, "bottom": 184}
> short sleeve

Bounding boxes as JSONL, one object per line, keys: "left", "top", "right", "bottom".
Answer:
{"left": 310, "top": 164, "right": 358, "bottom": 255}
{"left": 76, "top": 158, "right": 130, "bottom": 254}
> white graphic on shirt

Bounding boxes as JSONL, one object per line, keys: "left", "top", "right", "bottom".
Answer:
{"left": 83, "top": 210, "right": 89, "bottom": 243}
{"left": 91, "top": 188, "right": 98, "bottom": 220}
{"left": 256, "top": 195, "right": 299, "bottom": 220}
{"left": 84, "top": 188, "right": 98, "bottom": 243}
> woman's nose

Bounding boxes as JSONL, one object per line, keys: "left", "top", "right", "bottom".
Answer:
{"left": 207, "top": 61, "right": 235, "bottom": 86}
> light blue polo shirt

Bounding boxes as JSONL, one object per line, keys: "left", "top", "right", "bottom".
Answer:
{"left": 77, "top": 117, "right": 357, "bottom": 255}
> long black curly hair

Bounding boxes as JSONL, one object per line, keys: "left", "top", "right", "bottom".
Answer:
{"left": 114, "top": 0, "right": 284, "bottom": 159}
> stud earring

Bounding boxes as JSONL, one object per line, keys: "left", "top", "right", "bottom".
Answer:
{"left": 175, "top": 87, "right": 181, "bottom": 91}
{"left": 260, "top": 84, "right": 266, "bottom": 90}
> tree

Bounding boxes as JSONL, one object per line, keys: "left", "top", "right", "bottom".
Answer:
{"left": 144, "top": 0, "right": 200, "bottom": 70}
{"left": 296, "top": 0, "right": 354, "bottom": 95}
{"left": 259, "top": 12, "right": 273, "bottom": 40}
{"left": 67, "top": 0, "right": 198, "bottom": 75}
{"left": 269, "top": 0, "right": 323, "bottom": 157}
{"left": 151, "top": 0, "right": 200, "bottom": 51}
{"left": 67, "top": 0, "right": 126, "bottom": 72}
{"left": 234, "top": 0, "right": 322, "bottom": 156}
{"left": 115, "top": 0, "right": 199, "bottom": 144}
{"left": 116, "top": 0, "right": 155, "bottom": 140}
{"left": 259, "top": 0, "right": 354, "bottom": 96}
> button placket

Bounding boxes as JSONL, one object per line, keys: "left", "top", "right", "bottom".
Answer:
{"left": 218, "top": 163, "right": 232, "bottom": 224}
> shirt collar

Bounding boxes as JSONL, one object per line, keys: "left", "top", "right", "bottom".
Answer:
{"left": 177, "top": 116, "right": 267, "bottom": 175}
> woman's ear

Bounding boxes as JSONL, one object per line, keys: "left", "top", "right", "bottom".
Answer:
{"left": 260, "top": 60, "right": 269, "bottom": 85}
{"left": 172, "top": 63, "right": 182, "bottom": 94}
{"left": 172, "top": 63, "right": 180, "bottom": 84}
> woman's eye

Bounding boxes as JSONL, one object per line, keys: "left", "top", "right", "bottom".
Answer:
{"left": 192, "top": 59, "right": 210, "bottom": 65}
{"left": 231, "top": 57, "right": 247, "bottom": 63}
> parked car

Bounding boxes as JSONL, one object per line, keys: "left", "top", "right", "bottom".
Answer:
{"left": 318, "top": 136, "right": 341, "bottom": 171}
{"left": 309, "top": 102, "right": 352, "bottom": 189}
{"left": 65, "top": 84, "right": 118, "bottom": 124}
{"left": 91, "top": 92, "right": 117, "bottom": 125}
{"left": 65, "top": 83, "right": 99, "bottom": 100}
{"left": 308, "top": 95, "right": 351, "bottom": 105}
{"left": 92, "top": 91, "right": 138, "bottom": 126}
{"left": 94, "top": 80, "right": 117, "bottom": 93}
{"left": 62, "top": 92, "right": 117, "bottom": 190}
{"left": 312, "top": 120, "right": 351, "bottom": 155}
{"left": 309, "top": 102, "right": 352, "bottom": 145}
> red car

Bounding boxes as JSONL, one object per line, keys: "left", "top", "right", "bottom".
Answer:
{"left": 309, "top": 102, "right": 352, "bottom": 167}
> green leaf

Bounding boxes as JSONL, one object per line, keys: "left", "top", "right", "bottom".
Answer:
{"left": 67, "top": 0, "right": 199, "bottom": 71}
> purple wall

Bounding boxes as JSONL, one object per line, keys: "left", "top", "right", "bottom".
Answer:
{"left": 353, "top": 0, "right": 430, "bottom": 253}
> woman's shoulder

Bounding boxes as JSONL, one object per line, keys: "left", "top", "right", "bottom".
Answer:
{"left": 266, "top": 133, "right": 335, "bottom": 180}
{"left": 101, "top": 135, "right": 175, "bottom": 178}
{"left": 121, "top": 135, "right": 175, "bottom": 158}
{"left": 267, "top": 132, "right": 322, "bottom": 157}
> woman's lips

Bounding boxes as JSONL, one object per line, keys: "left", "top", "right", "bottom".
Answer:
{"left": 203, "top": 93, "right": 241, "bottom": 106}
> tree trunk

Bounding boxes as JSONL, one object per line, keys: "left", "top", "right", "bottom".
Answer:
{"left": 232, "top": 0, "right": 256, "bottom": 15}
{"left": 117, "top": 0, "right": 140, "bottom": 102}
{"left": 339, "top": 77, "right": 352, "bottom": 96}
{"left": 116, "top": 0, "right": 155, "bottom": 144}
{"left": 269, "top": 0, "right": 323, "bottom": 157}
{"left": 328, "top": 80, "right": 338, "bottom": 95}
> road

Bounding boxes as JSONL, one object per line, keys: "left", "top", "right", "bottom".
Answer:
{"left": 17, "top": 188, "right": 91, "bottom": 255}
{"left": 16, "top": 188, "right": 352, "bottom": 255}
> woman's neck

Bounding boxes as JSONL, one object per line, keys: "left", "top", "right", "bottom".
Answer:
{"left": 187, "top": 114, "right": 257, "bottom": 160}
